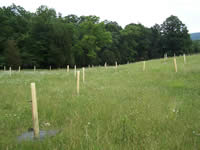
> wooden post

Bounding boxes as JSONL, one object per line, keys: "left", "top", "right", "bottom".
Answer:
{"left": 115, "top": 61, "right": 118, "bottom": 69}
{"left": 174, "top": 57, "right": 177, "bottom": 73}
{"left": 165, "top": 53, "right": 167, "bottom": 59}
{"left": 183, "top": 54, "right": 186, "bottom": 64}
{"left": 19, "top": 66, "right": 21, "bottom": 72}
{"left": 9, "top": 67, "right": 11, "bottom": 76}
{"left": 4, "top": 66, "right": 6, "bottom": 71}
{"left": 31, "top": 83, "right": 40, "bottom": 138}
{"left": 77, "top": 71, "right": 80, "bottom": 95}
{"left": 74, "top": 65, "right": 76, "bottom": 77}
{"left": 166, "top": 53, "right": 168, "bottom": 59}
{"left": 34, "top": 66, "right": 36, "bottom": 72}
{"left": 82, "top": 67, "right": 85, "bottom": 83}
{"left": 50, "top": 66, "right": 51, "bottom": 71}
{"left": 104, "top": 62, "right": 107, "bottom": 69}
{"left": 164, "top": 53, "right": 167, "bottom": 63}
{"left": 143, "top": 61, "right": 145, "bottom": 71}
{"left": 67, "top": 65, "right": 69, "bottom": 72}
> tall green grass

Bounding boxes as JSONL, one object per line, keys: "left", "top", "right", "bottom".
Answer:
{"left": 0, "top": 54, "right": 200, "bottom": 150}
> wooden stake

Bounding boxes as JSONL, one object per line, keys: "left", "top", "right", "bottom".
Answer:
{"left": 67, "top": 65, "right": 69, "bottom": 72}
{"left": 9, "top": 67, "right": 11, "bottom": 76}
{"left": 183, "top": 54, "right": 186, "bottom": 64}
{"left": 77, "top": 71, "right": 80, "bottom": 95}
{"left": 19, "top": 66, "right": 21, "bottom": 72}
{"left": 115, "top": 61, "right": 118, "bottom": 69}
{"left": 165, "top": 53, "right": 167, "bottom": 59}
{"left": 31, "top": 83, "right": 40, "bottom": 139}
{"left": 174, "top": 57, "right": 177, "bottom": 72}
{"left": 82, "top": 67, "right": 85, "bottom": 83}
{"left": 4, "top": 66, "right": 6, "bottom": 71}
{"left": 104, "top": 62, "right": 107, "bottom": 69}
{"left": 164, "top": 53, "right": 167, "bottom": 63}
{"left": 74, "top": 65, "right": 76, "bottom": 77}
{"left": 50, "top": 66, "right": 51, "bottom": 71}
{"left": 34, "top": 66, "right": 36, "bottom": 72}
{"left": 143, "top": 61, "right": 146, "bottom": 71}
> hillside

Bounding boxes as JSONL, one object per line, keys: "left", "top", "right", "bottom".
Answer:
{"left": 190, "top": 32, "right": 200, "bottom": 40}
{"left": 0, "top": 54, "right": 200, "bottom": 149}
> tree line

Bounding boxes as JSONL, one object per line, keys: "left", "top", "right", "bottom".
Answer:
{"left": 0, "top": 4, "right": 199, "bottom": 69}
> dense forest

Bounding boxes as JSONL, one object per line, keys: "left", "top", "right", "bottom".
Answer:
{"left": 0, "top": 4, "right": 199, "bottom": 69}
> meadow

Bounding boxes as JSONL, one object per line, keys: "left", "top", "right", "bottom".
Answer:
{"left": 0, "top": 54, "right": 200, "bottom": 150}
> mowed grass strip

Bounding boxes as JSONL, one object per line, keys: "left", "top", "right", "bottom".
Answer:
{"left": 0, "top": 54, "right": 200, "bottom": 150}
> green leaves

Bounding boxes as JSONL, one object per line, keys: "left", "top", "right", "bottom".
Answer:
{"left": 4, "top": 40, "right": 21, "bottom": 68}
{"left": 73, "top": 18, "right": 112, "bottom": 65}
{"left": 0, "top": 4, "right": 194, "bottom": 68}
{"left": 161, "top": 15, "right": 192, "bottom": 55}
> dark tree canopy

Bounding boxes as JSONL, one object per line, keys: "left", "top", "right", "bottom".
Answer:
{"left": 4, "top": 40, "right": 21, "bottom": 68}
{"left": 0, "top": 4, "right": 195, "bottom": 69}
{"left": 161, "top": 15, "right": 192, "bottom": 55}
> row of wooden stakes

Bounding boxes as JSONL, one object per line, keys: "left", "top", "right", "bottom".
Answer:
{"left": 29, "top": 62, "right": 119, "bottom": 139}
{"left": 2, "top": 61, "right": 119, "bottom": 76}
{"left": 28, "top": 54, "right": 187, "bottom": 139}
{"left": 2, "top": 53, "right": 187, "bottom": 77}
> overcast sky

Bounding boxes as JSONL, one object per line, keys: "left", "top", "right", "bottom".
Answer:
{"left": 0, "top": 0, "right": 199, "bottom": 33}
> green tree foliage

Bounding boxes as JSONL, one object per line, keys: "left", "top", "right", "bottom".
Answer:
{"left": 101, "top": 50, "right": 116, "bottom": 65}
{"left": 0, "top": 4, "right": 194, "bottom": 68}
{"left": 119, "top": 24, "right": 138, "bottom": 63}
{"left": 119, "top": 24, "right": 152, "bottom": 62}
{"left": 191, "top": 40, "right": 200, "bottom": 53}
{"left": 73, "top": 16, "right": 112, "bottom": 66}
{"left": 149, "top": 24, "right": 162, "bottom": 58}
{"left": 0, "top": 4, "right": 32, "bottom": 68}
{"left": 48, "top": 20, "right": 75, "bottom": 67}
{"left": 28, "top": 6, "right": 57, "bottom": 67}
{"left": 103, "top": 21, "right": 122, "bottom": 64}
{"left": 161, "top": 15, "right": 192, "bottom": 56}
{"left": 4, "top": 40, "right": 21, "bottom": 68}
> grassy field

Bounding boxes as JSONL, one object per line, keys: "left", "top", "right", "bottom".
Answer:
{"left": 0, "top": 54, "right": 200, "bottom": 150}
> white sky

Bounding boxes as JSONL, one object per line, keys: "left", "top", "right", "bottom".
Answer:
{"left": 0, "top": 0, "right": 199, "bottom": 33}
